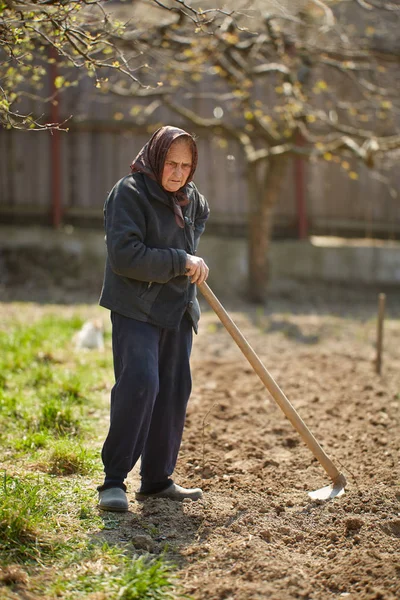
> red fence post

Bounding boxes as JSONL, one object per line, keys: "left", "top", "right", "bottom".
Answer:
{"left": 294, "top": 133, "right": 307, "bottom": 239}
{"left": 49, "top": 46, "right": 62, "bottom": 228}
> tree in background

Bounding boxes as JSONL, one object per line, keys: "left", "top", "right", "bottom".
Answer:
{"left": 0, "top": 0, "right": 227, "bottom": 129}
{"left": 108, "top": 0, "right": 400, "bottom": 301}
{"left": 2, "top": 1, "right": 400, "bottom": 300}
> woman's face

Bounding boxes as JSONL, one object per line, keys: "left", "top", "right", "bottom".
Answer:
{"left": 161, "top": 140, "right": 193, "bottom": 192}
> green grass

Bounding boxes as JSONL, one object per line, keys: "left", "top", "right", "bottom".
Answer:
{"left": 45, "top": 439, "right": 97, "bottom": 475}
{"left": 0, "top": 315, "right": 100, "bottom": 455}
{"left": 0, "top": 473, "right": 57, "bottom": 561}
{"left": 51, "top": 546, "right": 177, "bottom": 599}
{"left": 0, "top": 308, "right": 181, "bottom": 599}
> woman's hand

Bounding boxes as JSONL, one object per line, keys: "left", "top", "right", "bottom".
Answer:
{"left": 185, "top": 255, "right": 209, "bottom": 285}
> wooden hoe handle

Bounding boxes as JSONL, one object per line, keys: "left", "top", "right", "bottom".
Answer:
{"left": 198, "top": 281, "right": 342, "bottom": 483}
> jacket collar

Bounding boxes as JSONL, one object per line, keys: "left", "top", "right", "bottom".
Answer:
{"left": 142, "top": 173, "right": 173, "bottom": 207}
{"left": 142, "top": 173, "right": 193, "bottom": 208}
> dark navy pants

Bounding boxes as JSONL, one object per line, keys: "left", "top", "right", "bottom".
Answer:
{"left": 101, "top": 312, "right": 193, "bottom": 489}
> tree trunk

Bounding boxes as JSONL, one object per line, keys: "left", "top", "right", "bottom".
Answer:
{"left": 247, "top": 155, "right": 290, "bottom": 303}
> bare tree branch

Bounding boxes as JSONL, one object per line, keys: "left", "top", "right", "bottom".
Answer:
{"left": 354, "top": 0, "right": 400, "bottom": 11}
{"left": 309, "top": 0, "right": 336, "bottom": 32}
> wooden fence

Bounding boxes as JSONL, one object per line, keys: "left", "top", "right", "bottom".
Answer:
{"left": 1, "top": 0, "right": 400, "bottom": 240}
{"left": 1, "top": 121, "right": 399, "bottom": 240}
{"left": 0, "top": 66, "right": 399, "bottom": 239}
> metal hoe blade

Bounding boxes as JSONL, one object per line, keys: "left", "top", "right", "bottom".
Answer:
{"left": 308, "top": 473, "right": 347, "bottom": 501}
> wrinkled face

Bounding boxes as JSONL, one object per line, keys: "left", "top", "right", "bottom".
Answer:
{"left": 161, "top": 139, "right": 193, "bottom": 192}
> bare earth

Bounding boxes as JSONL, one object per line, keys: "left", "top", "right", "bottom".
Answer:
{"left": 1, "top": 257, "right": 399, "bottom": 599}
{"left": 96, "top": 289, "right": 399, "bottom": 600}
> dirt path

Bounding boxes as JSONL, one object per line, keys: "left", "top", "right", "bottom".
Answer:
{"left": 98, "top": 299, "right": 399, "bottom": 600}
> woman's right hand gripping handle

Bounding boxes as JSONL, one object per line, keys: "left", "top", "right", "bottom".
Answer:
{"left": 185, "top": 255, "right": 209, "bottom": 285}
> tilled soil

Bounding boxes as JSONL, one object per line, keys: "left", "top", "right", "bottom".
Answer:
{"left": 2, "top": 257, "right": 399, "bottom": 599}
{"left": 98, "top": 297, "right": 399, "bottom": 600}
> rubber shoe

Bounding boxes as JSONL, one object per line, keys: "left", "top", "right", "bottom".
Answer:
{"left": 135, "top": 482, "right": 203, "bottom": 502}
{"left": 98, "top": 487, "right": 129, "bottom": 512}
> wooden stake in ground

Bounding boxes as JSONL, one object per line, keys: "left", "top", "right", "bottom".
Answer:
{"left": 376, "top": 293, "right": 386, "bottom": 375}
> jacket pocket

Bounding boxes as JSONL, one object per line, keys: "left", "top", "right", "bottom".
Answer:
{"left": 137, "top": 281, "right": 154, "bottom": 299}
{"left": 122, "top": 278, "right": 161, "bottom": 304}
{"left": 138, "top": 281, "right": 163, "bottom": 305}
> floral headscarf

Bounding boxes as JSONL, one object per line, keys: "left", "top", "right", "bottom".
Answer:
{"left": 130, "top": 125, "right": 198, "bottom": 228}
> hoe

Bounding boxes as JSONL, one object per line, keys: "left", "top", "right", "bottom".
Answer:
{"left": 198, "top": 282, "right": 347, "bottom": 501}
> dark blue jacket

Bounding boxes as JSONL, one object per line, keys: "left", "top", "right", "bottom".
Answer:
{"left": 99, "top": 172, "right": 209, "bottom": 332}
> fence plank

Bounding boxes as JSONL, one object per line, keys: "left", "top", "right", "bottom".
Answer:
{"left": 0, "top": 124, "right": 399, "bottom": 240}
{"left": 0, "top": 132, "right": 9, "bottom": 207}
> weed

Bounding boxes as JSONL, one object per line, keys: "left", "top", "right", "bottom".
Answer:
{"left": 0, "top": 474, "right": 55, "bottom": 560}
{"left": 46, "top": 440, "right": 96, "bottom": 476}
{"left": 52, "top": 545, "right": 177, "bottom": 599}
{"left": 30, "top": 363, "right": 54, "bottom": 388}
{"left": 102, "top": 515, "right": 123, "bottom": 530}
{"left": 117, "top": 554, "right": 176, "bottom": 599}
{"left": 14, "top": 431, "right": 48, "bottom": 451}
{"left": 0, "top": 372, "right": 6, "bottom": 388}
{"left": 78, "top": 506, "right": 93, "bottom": 520}
{"left": 37, "top": 399, "right": 80, "bottom": 436}
{"left": 148, "top": 525, "right": 160, "bottom": 537}
{"left": 60, "top": 379, "right": 84, "bottom": 403}
{"left": 0, "top": 391, "right": 18, "bottom": 417}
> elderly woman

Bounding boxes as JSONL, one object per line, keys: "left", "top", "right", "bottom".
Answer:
{"left": 97, "top": 126, "right": 210, "bottom": 512}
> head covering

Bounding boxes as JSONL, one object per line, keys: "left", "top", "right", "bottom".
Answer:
{"left": 130, "top": 125, "right": 198, "bottom": 228}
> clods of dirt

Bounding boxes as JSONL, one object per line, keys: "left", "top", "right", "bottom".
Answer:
{"left": 2, "top": 253, "right": 399, "bottom": 599}
{"left": 95, "top": 299, "right": 400, "bottom": 600}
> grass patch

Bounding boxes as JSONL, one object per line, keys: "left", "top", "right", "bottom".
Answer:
{"left": 0, "top": 307, "right": 181, "bottom": 599}
{"left": 111, "top": 555, "right": 175, "bottom": 600}
{"left": 0, "top": 473, "right": 58, "bottom": 561}
{"left": 46, "top": 440, "right": 97, "bottom": 476}
{"left": 14, "top": 431, "right": 48, "bottom": 451}
{"left": 52, "top": 545, "right": 178, "bottom": 599}
{"left": 37, "top": 398, "right": 80, "bottom": 436}
{"left": 0, "top": 314, "right": 105, "bottom": 454}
